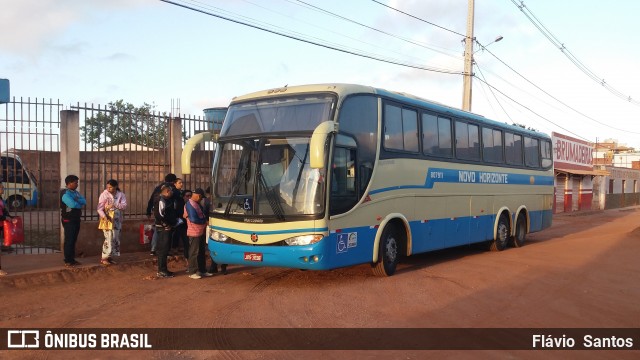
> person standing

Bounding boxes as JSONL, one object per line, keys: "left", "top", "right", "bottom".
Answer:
{"left": 0, "top": 183, "right": 14, "bottom": 276}
{"left": 184, "top": 188, "right": 212, "bottom": 279}
{"left": 146, "top": 173, "right": 177, "bottom": 256}
{"left": 97, "top": 179, "right": 127, "bottom": 266}
{"left": 172, "top": 178, "right": 188, "bottom": 257}
{"left": 61, "top": 175, "right": 86, "bottom": 267}
{"left": 154, "top": 183, "right": 181, "bottom": 278}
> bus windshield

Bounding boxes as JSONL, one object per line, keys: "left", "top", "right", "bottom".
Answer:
{"left": 212, "top": 136, "right": 326, "bottom": 220}
{"left": 220, "top": 94, "right": 335, "bottom": 137}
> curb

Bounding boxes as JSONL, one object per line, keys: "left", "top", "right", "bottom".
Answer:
{"left": 0, "top": 255, "right": 186, "bottom": 288}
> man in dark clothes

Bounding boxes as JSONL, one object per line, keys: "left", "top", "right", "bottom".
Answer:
{"left": 61, "top": 175, "right": 87, "bottom": 267}
{"left": 146, "top": 173, "right": 177, "bottom": 255}
{"left": 153, "top": 183, "right": 181, "bottom": 278}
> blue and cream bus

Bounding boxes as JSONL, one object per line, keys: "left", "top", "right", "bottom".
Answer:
{"left": 1, "top": 151, "right": 38, "bottom": 211}
{"left": 183, "top": 84, "right": 554, "bottom": 276}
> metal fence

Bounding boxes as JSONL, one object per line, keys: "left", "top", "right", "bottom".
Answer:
{"left": 1, "top": 98, "right": 62, "bottom": 254}
{"left": 1, "top": 98, "right": 216, "bottom": 254}
{"left": 73, "top": 103, "right": 172, "bottom": 221}
{"left": 73, "top": 103, "right": 214, "bottom": 221}
{"left": 180, "top": 115, "right": 216, "bottom": 194}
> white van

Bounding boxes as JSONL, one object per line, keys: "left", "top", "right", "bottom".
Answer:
{"left": 1, "top": 152, "right": 38, "bottom": 210}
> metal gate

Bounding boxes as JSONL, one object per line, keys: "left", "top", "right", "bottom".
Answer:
{"left": 555, "top": 175, "right": 566, "bottom": 213}
{"left": 1, "top": 98, "right": 62, "bottom": 254}
{"left": 1, "top": 98, "right": 215, "bottom": 255}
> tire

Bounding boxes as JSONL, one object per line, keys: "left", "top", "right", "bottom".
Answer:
{"left": 372, "top": 224, "right": 400, "bottom": 277}
{"left": 489, "top": 213, "right": 510, "bottom": 252}
{"left": 7, "top": 195, "right": 25, "bottom": 211}
{"left": 511, "top": 213, "right": 527, "bottom": 248}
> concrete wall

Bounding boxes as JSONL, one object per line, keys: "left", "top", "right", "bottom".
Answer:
{"left": 16, "top": 149, "right": 213, "bottom": 213}
{"left": 601, "top": 166, "right": 640, "bottom": 210}
{"left": 604, "top": 193, "right": 640, "bottom": 210}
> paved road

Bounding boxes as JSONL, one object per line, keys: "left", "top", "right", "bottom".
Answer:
{"left": 1, "top": 208, "right": 639, "bottom": 359}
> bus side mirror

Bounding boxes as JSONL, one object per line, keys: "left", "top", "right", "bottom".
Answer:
{"left": 310, "top": 121, "right": 338, "bottom": 169}
{"left": 182, "top": 132, "right": 219, "bottom": 174}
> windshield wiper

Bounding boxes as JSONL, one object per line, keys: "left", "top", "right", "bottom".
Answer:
{"left": 257, "top": 162, "right": 286, "bottom": 221}
{"left": 224, "top": 153, "right": 250, "bottom": 218}
{"left": 291, "top": 146, "right": 309, "bottom": 205}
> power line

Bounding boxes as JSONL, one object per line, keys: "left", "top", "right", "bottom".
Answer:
{"left": 246, "top": 0, "right": 429, "bottom": 64}
{"left": 241, "top": 0, "right": 456, "bottom": 67}
{"left": 512, "top": 0, "right": 640, "bottom": 106}
{"left": 474, "top": 76, "right": 589, "bottom": 141}
{"left": 289, "top": 0, "right": 460, "bottom": 59}
{"left": 473, "top": 63, "right": 515, "bottom": 125}
{"left": 165, "top": 0, "right": 636, "bottom": 141}
{"left": 369, "top": 0, "right": 465, "bottom": 38}
{"left": 159, "top": 0, "right": 462, "bottom": 75}
{"left": 364, "top": 0, "right": 640, "bottom": 139}
{"left": 475, "top": 43, "right": 640, "bottom": 135}
{"left": 370, "top": 0, "right": 636, "bottom": 137}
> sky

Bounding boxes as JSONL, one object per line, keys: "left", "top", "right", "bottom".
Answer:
{"left": 1, "top": 0, "right": 640, "bottom": 149}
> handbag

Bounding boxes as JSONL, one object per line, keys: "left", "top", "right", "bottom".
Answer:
{"left": 98, "top": 210, "right": 115, "bottom": 230}
{"left": 3, "top": 216, "right": 24, "bottom": 246}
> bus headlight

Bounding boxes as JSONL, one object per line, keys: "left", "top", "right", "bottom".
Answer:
{"left": 211, "top": 230, "right": 229, "bottom": 242}
{"left": 283, "top": 234, "right": 323, "bottom": 246}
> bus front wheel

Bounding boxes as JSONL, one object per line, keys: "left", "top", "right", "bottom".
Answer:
{"left": 372, "top": 224, "right": 400, "bottom": 277}
{"left": 490, "top": 214, "right": 510, "bottom": 252}
{"left": 510, "top": 213, "right": 527, "bottom": 248}
{"left": 7, "top": 195, "right": 25, "bottom": 211}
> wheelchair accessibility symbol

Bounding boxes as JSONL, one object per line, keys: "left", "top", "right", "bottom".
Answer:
{"left": 243, "top": 198, "right": 252, "bottom": 211}
{"left": 336, "top": 233, "right": 348, "bottom": 254}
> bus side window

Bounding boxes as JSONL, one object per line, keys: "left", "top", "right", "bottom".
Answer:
{"left": 524, "top": 136, "right": 540, "bottom": 168}
{"left": 423, "top": 114, "right": 453, "bottom": 158}
{"left": 1, "top": 156, "right": 29, "bottom": 184}
{"left": 505, "top": 132, "right": 524, "bottom": 165}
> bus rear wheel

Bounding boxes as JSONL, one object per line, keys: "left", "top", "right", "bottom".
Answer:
{"left": 372, "top": 224, "right": 400, "bottom": 277}
{"left": 490, "top": 214, "right": 510, "bottom": 252}
{"left": 510, "top": 213, "right": 527, "bottom": 248}
{"left": 7, "top": 195, "right": 25, "bottom": 211}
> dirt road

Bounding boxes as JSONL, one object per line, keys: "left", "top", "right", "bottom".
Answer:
{"left": 1, "top": 209, "right": 639, "bottom": 359}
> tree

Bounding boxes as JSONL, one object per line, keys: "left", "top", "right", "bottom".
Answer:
{"left": 81, "top": 100, "right": 183, "bottom": 148}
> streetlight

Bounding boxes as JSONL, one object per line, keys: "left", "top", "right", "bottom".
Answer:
{"left": 475, "top": 35, "right": 503, "bottom": 54}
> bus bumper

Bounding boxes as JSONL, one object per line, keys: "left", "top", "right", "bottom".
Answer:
{"left": 208, "top": 239, "right": 334, "bottom": 270}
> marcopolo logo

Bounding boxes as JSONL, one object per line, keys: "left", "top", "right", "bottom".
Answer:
{"left": 7, "top": 330, "right": 40, "bottom": 348}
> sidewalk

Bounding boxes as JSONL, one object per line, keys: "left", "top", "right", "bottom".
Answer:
{"left": 0, "top": 250, "right": 170, "bottom": 287}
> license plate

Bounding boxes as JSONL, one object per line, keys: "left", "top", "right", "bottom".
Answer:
{"left": 244, "top": 252, "right": 263, "bottom": 262}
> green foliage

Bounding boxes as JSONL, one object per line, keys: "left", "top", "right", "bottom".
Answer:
{"left": 81, "top": 100, "right": 183, "bottom": 148}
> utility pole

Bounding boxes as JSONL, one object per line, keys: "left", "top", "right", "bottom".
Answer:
{"left": 462, "top": 0, "right": 475, "bottom": 111}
